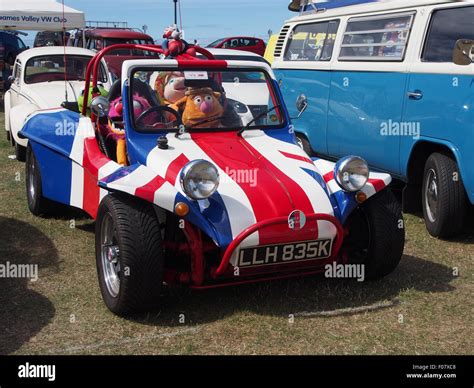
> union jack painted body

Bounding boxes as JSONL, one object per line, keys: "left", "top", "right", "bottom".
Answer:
{"left": 20, "top": 48, "right": 394, "bottom": 289}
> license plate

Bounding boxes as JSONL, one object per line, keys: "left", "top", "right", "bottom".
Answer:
{"left": 237, "top": 239, "right": 333, "bottom": 268}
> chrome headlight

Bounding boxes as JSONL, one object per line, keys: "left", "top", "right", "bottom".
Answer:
{"left": 334, "top": 156, "right": 369, "bottom": 192}
{"left": 180, "top": 160, "right": 220, "bottom": 200}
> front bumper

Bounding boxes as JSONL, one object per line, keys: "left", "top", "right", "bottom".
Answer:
{"left": 210, "top": 213, "right": 345, "bottom": 280}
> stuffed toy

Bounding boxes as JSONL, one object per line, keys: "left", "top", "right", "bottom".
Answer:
{"left": 102, "top": 94, "right": 154, "bottom": 166}
{"left": 171, "top": 87, "right": 224, "bottom": 128}
{"left": 162, "top": 26, "right": 196, "bottom": 58}
{"left": 154, "top": 71, "right": 186, "bottom": 105}
{"left": 78, "top": 84, "right": 108, "bottom": 116}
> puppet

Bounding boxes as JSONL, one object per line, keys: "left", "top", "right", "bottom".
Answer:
{"left": 171, "top": 87, "right": 224, "bottom": 128}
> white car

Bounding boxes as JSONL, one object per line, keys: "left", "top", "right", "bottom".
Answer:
{"left": 4, "top": 46, "right": 111, "bottom": 161}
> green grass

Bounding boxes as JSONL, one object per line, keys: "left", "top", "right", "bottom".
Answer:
{"left": 0, "top": 111, "right": 472, "bottom": 355}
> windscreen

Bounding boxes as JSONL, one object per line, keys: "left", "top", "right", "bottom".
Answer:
{"left": 129, "top": 68, "right": 285, "bottom": 133}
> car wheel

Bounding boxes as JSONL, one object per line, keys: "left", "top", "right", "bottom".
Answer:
{"left": 344, "top": 190, "right": 405, "bottom": 280}
{"left": 95, "top": 194, "right": 164, "bottom": 316}
{"left": 15, "top": 141, "right": 27, "bottom": 162}
{"left": 26, "top": 144, "right": 54, "bottom": 216}
{"left": 422, "top": 152, "right": 468, "bottom": 238}
{"left": 295, "top": 134, "right": 313, "bottom": 156}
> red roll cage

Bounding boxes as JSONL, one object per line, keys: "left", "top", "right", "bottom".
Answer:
{"left": 81, "top": 44, "right": 217, "bottom": 116}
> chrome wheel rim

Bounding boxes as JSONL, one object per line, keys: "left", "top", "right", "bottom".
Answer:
{"left": 27, "top": 153, "right": 36, "bottom": 203}
{"left": 425, "top": 169, "right": 438, "bottom": 223}
{"left": 100, "top": 213, "right": 121, "bottom": 298}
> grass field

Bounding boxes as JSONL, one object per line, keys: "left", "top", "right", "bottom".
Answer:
{"left": 0, "top": 111, "right": 472, "bottom": 355}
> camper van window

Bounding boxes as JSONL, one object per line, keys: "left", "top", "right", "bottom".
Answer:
{"left": 284, "top": 20, "right": 339, "bottom": 62}
{"left": 339, "top": 13, "right": 414, "bottom": 61}
{"left": 422, "top": 5, "right": 474, "bottom": 63}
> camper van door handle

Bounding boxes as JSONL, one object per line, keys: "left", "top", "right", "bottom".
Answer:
{"left": 407, "top": 90, "right": 423, "bottom": 100}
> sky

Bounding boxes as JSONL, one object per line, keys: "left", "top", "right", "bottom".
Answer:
{"left": 23, "top": 0, "right": 294, "bottom": 46}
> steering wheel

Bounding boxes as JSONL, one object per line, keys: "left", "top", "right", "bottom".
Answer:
{"left": 136, "top": 105, "right": 183, "bottom": 130}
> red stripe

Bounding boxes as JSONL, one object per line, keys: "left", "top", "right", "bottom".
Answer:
{"left": 279, "top": 151, "right": 313, "bottom": 165}
{"left": 191, "top": 132, "right": 317, "bottom": 245}
{"left": 323, "top": 171, "right": 334, "bottom": 183}
{"left": 368, "top": 178, "right": 386, "bottom": 192}
{"left": 135, "top": 175, "right": 166, "bottom": 203}
{"left": 176, "top": 59, "right": 228, "bottom": 69}
{"left": 165, "top": 153, "right": 190, "bottom": 185}
{"left": 82, "top": 138, "right": 112, "bottom": 218}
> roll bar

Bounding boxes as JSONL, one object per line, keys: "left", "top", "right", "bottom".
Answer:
{"left": 82, "top": 44, "right": 216, "bottom": 116}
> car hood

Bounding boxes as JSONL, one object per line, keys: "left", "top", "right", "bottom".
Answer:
{"left": 141, "top": 130, "right": 337, "bottom": 248}
{"left": 25, "top": 82, "right": 84, "bottom": 109}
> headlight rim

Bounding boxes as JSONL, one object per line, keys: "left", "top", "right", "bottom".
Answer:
{"left": 334, "top": 156, "right": 370, "bottom": 193}
{"left": 179, "top": 159, "right": 220, "bottom": 201}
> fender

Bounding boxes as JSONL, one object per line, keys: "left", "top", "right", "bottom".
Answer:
{"left": 4, "top": 90, "right": 11, "bottom": 135}
{"left": 98, "top": 164, "right": 232, "bottom": 247}
{"left": 312, "top": 156, "right": 392, "bottom": 224}
{"left": 403, "top": 137, "right": 473, "bottom": 203}
{"left": 10, "top": 103, "right": 39, "bottom": 147}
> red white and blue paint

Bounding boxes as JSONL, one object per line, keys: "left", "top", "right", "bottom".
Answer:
{"left": 20, "top": 46, "right": 395, "bottom": 291}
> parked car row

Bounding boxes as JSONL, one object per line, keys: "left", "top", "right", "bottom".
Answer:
{"left": 272, "top": 0, "right": 474, "bottom": 238}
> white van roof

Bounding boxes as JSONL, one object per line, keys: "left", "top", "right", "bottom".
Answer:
{"left": 286, "top": 0, "right": 462, "bottom": 23}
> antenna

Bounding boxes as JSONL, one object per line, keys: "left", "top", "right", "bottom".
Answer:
{"left": 173, "top": 0, "right": 178, "bottom": 28}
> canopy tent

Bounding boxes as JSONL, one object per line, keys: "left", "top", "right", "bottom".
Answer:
{"left": 0, "top": 0, "right": 85, "bottom": 31}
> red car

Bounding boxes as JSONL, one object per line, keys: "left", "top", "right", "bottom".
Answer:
{"left": 68, "top": 28, "right": 157, "bottom": 79}
{"left": 207, "top": 37, "right": 266, "bottom": 56}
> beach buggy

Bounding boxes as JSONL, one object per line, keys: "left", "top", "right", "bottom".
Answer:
{"left": 19, "top": 44, "right": 404, "bottom": 315}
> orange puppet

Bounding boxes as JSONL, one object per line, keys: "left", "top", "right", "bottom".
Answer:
{"left": 171, "top": 87, "right": 224, "bottom": 128}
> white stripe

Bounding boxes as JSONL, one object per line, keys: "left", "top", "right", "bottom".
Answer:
{"left": 106, "top": 165, "right": 159, "bottom": 196}
{"left": 98, "top": 161, "right": 121, "bottom": 203}
{"left": 244, "top": 131, "right": 335, "bottom": 215}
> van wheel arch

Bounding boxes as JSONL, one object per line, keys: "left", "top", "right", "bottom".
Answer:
{"left": 295, "top": 132, "right": 314, "bottom": 156}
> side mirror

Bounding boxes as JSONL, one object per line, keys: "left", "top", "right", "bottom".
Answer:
{"left": 292, "top": 94, "right": 308, "bottom": 119}
{"left": 91, "top": 96, "right": 110, "bottom": 117}
{"left": 7, "top": 75, "right": 15, "bottom": 84}
{"left": 453, "top": 39, "right": 474, "bottom": 66}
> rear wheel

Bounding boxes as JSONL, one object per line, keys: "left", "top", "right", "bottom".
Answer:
{"left": 15, "top": 141, "right": 26, "bottom": 162}
{"left": 422, "top": 153, "right": 468, "bottom": 238}
{"left": 26, "top": 144, "right": 55, "bottom": 216}
{"left": 95, "top": 194, "right": 164, "bottom": 316}
{"left": 344, "top": 190, "right": 405, "bottom": 280}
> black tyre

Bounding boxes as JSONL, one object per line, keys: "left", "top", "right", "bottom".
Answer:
{"left": 95, "top": 194, "right": 164, "bottom": 316}
{"left": 422, "top": 153, "right": 468, "bottom": 238}
{"left": 344, "top": 190, "right": 405, "bottom": 280}
{"left": 6, "top": 130, "right": 11, "bottom": 142}
{"left": 26, "top": 144, "right": 54, "bottom": 216}
{"left": 15, "top": 141, "right": 27, "bottom": 162}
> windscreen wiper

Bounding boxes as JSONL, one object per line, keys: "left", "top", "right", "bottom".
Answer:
{"left": 237, "top": 104, "right": 281, "bottom": 136}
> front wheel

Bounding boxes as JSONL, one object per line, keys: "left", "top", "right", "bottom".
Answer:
{"left": 95, "top": 194, "right": 164, "bottom": 316}
{"left": 344, "top": 190, "right": 405, "bottom": 280}
{"left": 422, "top": 153, "right": 468, "bottom": 238}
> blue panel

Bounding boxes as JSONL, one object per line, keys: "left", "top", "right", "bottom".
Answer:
{"left": 174, "top": 192, "right": 233, "bottom": 248}
{"left": 31, "top": 141, "right": 72, "bottom": 206}
{"left": 402, "top": 73, "right": 474, "bottom": 203}
{"left": 275, "top": 69, "right": 331, "bottom": 154}
{"left": 327, "top": 71, "right": 408, "bottom": 174}
{"left": 20, "top": 110, "right": 81, "bottom": 159}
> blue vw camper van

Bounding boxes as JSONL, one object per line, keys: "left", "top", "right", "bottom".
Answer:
{"left": 273, "top": 0, "right": 474, "bottom": 238}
